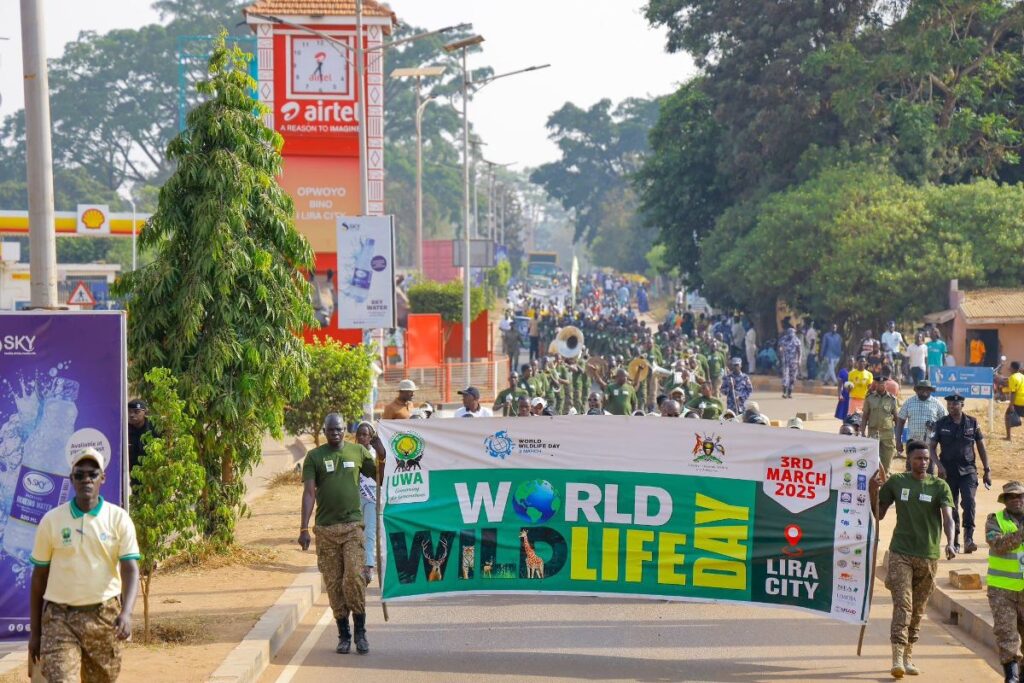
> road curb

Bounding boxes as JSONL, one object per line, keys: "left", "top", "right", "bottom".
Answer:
{"left": 208, "top": 566, "right": 322, "bottom": 683}
{"left": 929, "top": 580, "right": 997, "bottom": 650}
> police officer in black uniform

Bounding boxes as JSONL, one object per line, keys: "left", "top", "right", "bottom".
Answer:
{"left": 127, "top": 399, "right": 156, "bottom": 484}
{"left": 929, "top": 393, "right": 992, "bottom": 553}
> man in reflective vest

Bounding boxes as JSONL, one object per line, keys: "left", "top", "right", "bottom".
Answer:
{"left": 986, "top": 481, "right": 1024, "bottom": 683}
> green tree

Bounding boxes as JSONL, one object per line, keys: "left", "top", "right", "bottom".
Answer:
{"left": 635, "top": 80, "right": 728, "bottom": 284}
{"left": 531, "top": 97, "right": 660, "bottom": 244}
{"left": 285, "top": 340, "right": 375, "bottom": 446}
{"left": 113, "top": 34, "right": 316, "bottom": 545}
{"left": 131, "top": 368, "right": 204, "bottom": 644}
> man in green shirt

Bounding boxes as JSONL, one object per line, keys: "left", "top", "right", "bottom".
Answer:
{"left": 603, "top": 368, "right": 637, "bottom": 415}
{"left": 685, "top": 380, "right": 724, "bottom": 419}
{"left": 521, "top": 364, "right": 545, "bottom": 400}
{"left": 872, "top": 441, "right": 956, "bottom": 678}
{"left": 300, "top": 413, "right": 379, "bottom": 655}
{"left": 494, "top": 373, "right": 528, "bottom": 416}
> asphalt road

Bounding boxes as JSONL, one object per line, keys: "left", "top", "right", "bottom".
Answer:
{"left": 261, "top": 585, "right": 998, "bottom": 682}
{"left": 260, "top": 392, "right": 999, "bottom": 683}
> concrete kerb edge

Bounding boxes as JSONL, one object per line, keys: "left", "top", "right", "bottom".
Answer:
{"left": 0, "top": 649, "right": 27, "bottom": 677}
{"left": 929, "top": 582, "right": 997, "bottom": 651}
{"left": 208, "top": 566, "right": 322, "bottom": 683}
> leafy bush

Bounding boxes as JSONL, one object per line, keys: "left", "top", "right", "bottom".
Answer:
{"left": 408, "top": 280, "right": 485, "bottom": 323}
{"left": 132, "top": 368, "right": 204, "bottom": 643}
{"left": 285, "top": 339, "right": 375, "bottom": 445}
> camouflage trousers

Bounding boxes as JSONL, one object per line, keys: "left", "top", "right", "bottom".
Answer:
{"left": 885, "top": 551, "right": 937, "bottom": 645}
{"left": 988, "top": 587, "right": 1024, "bottom": 663}
{"left": 315, "top": 522, "right": 367, "bottom": 619}
{"left": 40, "top": 597, "right": 122, "bottom": 682}
{"left": 781, "top": 358, "right": 799, "bottom": 391}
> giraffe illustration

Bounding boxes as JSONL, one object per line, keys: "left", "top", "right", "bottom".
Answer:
{"left": 520, "top": 530, "right": 545, "bottom": 579}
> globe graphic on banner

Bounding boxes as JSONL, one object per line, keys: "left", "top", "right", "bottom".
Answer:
{"left": 511, "top": 479, "right": 562, "bottom": 524}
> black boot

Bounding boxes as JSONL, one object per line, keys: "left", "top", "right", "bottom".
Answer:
{"left": 1005, "top": 660, "right": 1020, "bottom": 683}
{"left": 353, "top": 613, "right": 369, "bottom": 654}
{"left": 336, "top": 616, "right": 351, "bottom": 654}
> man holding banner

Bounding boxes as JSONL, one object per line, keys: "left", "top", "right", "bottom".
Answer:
{"left": 873, "top": 441, "right": 956, "bottom": 679}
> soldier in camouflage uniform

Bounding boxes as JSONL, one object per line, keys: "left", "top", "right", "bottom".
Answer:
{"left": 778, "top": 327, "right": 803, "bottom": 399}
{"left": 29, "top": 448, "right": 140, "bottom": 683}
{"left": 873, "top": 442, "right": 956, "bottom": 679}
{"left": 300, "top": 413, "right": 380, "bottom": 654}
{"left": 986, "top": 481, "right": 1024, "bottom": 683}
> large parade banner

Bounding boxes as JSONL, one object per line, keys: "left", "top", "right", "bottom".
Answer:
{"left": 377, "top": 417, "right": 879, "bottom": 624}
{"left": 0, "top": 312, "right": 127, "bottom": 640}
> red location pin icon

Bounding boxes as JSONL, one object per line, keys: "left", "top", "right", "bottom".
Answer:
{"left": 783, "top": 524, "right": 803, "bottom": 557}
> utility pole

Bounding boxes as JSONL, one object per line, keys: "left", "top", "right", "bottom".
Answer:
{"left": 20, "top": 0, "right": 57, "bottom": 308}
{"left": 355, "top": 0, "right": 369, "bottom": 215}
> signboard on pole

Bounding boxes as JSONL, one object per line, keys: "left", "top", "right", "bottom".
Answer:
{"left": 336, "top": 215, "right": 396, "bottom": 329}
{"left": 929, "top": 366, "right": 994, "bottom": 398}
{"left": 377, "top": 419, "right": 878, "bottom": 624}
{"left": 67, "top": 281, "right": 96, "bottom": 306}
{"left": 76, "top": 204, "right": 110, "bottom": 236}
{"left": 0, "top": 311, "right": 127, "bottom": 640}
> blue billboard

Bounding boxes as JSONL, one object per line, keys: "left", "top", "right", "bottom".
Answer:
{"left": 929, "top": 366, "right": 994, "bottom": 398}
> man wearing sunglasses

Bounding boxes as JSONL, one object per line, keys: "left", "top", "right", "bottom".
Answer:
{"left": 28, "top": 447, "right": 140, "bottom": 682}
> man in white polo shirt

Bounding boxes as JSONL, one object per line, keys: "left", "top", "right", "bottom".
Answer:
{"left": 29, "top": 447, "right": 140, "bottom": 682}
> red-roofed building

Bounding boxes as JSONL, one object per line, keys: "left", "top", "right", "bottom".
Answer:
{"left": 925, "top": 280, "right": 1024, "bottom": 367}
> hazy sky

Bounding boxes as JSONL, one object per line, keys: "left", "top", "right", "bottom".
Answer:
{"left": 0, "top": 0, "right": 697, "bottom": 170}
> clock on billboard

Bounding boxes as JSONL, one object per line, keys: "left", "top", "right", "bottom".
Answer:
{"left": 290, "top": 37, "right": 349, "bottom": 96}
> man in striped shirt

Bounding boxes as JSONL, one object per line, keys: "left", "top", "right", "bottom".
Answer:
{"left": 897, "top": 380, "right": 947, "bottom": 469}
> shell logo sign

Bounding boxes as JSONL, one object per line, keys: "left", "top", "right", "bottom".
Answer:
{"left": 76, "top": 204, "right": 110, "bottom": 236}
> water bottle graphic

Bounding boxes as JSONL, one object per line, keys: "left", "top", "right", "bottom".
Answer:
{"left": 2, "top": 378, "right": 79, "bottom": 565}
{"left": 348, "top": 238, "right": 376, "bottom": 303}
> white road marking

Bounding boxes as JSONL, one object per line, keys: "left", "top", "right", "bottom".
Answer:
{"left": 274, "top": 606, "right": 334, "bottom": 683}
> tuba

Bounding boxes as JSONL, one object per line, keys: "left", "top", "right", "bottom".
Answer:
{"left": 556, "top": 326, "right": 584, "bottom": 359}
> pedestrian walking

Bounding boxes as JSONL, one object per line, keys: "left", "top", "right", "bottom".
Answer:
{"left": 896, "top": 379, "right": 946, "bottom": 468}
{"left": 29, "top": 448, "right": 140, "bottom": 682}
{"left": 1002, "top": 361, "right": 1024, "bottom": 442}
{"left": 299, "top": 413, "right": 380, "bottom": 654}
{"left": 454, "top": 386, "right": 494, "bottom": 417}
{"left": 821, "top": 324, "right": 843, "bottom": 385}
{"left": 926, "top": 330, "right": 947, "bottom": 372}
{"left": 745, "top": 324, "right": 757, "bottom": 375}
{"left": 930, "top": 393, "right": 992, "bottom": 553}
{"left": 871, "top": 441, "right": 956, "bottom": 679}
{"left": 835, "top": 357, "right": 853, "bottom": 421}
{"left": 985, "top": 481, "right": 1024, "bottom": 683}
{"left": 721, "top": 358, "right": 753, "bottom": 414}
{"left": 382, "top": 379, "right": 416, "bottom": 419}
{"left": 355, "top": 422, "right": 386, "bottom": 585}
{"left": 905, "top": 333, "right": 928, "bottom": 386}
{"left": 863, "top": 376, "right": 899, "bottom": 472}
{"left": 127, "top": 399, "right": 155, "bottom": 488}
{"left": 848, "top": 356, "right": 873, "bottom": 416}
{"left": 778, "top": 327, "right": 802, "bottom": 398}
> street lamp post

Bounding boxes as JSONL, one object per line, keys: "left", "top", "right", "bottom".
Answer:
{"left": 20, "top": 0, "right": 57, "bottom": 308}
{"left": 444, "top": 34, "right": 549, "bottom": 362}
{"left": 392, "top": 66, "right": 445, "bottom": 274}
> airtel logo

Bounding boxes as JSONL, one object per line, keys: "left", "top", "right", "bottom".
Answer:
{"left": 280, "top": 100, "right": 358, "bottom": 124}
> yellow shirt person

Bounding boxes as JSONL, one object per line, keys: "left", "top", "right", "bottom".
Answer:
{"left": 849, "top": 368, "right": 874, "bottom": 400}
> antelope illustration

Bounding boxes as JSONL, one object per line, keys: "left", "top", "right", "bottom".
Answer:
{"left": 482, "top": 559, "right": 494, "bottom": 578}
{"left": 461, "top": 545, "right": 475, "bottom": 579}
{"left": 520, "top": 530, "right": 545, "bottom": 579}
{"left": 422, "top": 538, "right": 449, "bottom": 582}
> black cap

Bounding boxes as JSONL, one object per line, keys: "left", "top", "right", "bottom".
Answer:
{"left": 945, "top": 393, "right": 965, "bottom": 403}
{"left": 457, "top": 386, "right": 481, "bottom": 399}
{"left": 128, "top": 399, "right": 147, "bottom": 411}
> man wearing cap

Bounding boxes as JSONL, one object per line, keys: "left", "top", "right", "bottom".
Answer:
{"left": 300, "top": 413, "right": 379, "bottom": 654}
{"left": 986, "top": 481, "right": 1024, "bottom": 682}
{"left": 494, "top": 373, "right": 528, "bottom": 416}
{"left": 721, "top": 357, "right": 752, "bottom": 414}
{"left": 872, "top": 440, "right": 956, "bottom": 678}
{"left": 863, "top": 375, "right": 900, "bottom": 472}
{"left": 897, "top": 380, "right": 947, "bottom": 467}
{"left": 127, "top": 399, "right": 155, "bottom": 481}
{"left": 29, "top": 448, "right": 140, "bottom": 682}
{"left": 454, "top": 387, "right": 493, "bottom": 417}
{"left": 930, "top": 393, "right": 992, "bottom": 553}
{"left": 382, "top": 380, "right": 416, "bottom": 419}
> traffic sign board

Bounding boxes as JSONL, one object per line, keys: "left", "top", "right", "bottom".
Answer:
{"left": 67, "top": 281, "right": 96, "bottom": 306}
{"left": 929, "top": 366, "right": 994, "bottom": 398}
